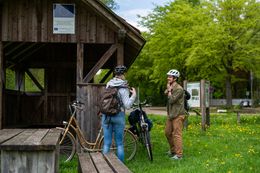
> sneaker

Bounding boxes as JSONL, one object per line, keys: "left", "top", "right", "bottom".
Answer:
{"left": 166, "top": 151, "right": 175, "bottom": 157}
{"left": 171, "top": 155, "right": 182, "bottom": 160}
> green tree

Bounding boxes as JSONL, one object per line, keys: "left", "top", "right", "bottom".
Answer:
{"left": 186, "top": 0, "right": 260, "bottom": 106}
{"left": 128, "top": 0, "right": 260, "bottom": 106}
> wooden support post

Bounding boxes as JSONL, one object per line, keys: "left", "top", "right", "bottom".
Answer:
{"left": 76, "top": 43, "right": 84, "bottom": 152}
{"left": 117, "top": 43, "right": 124, "bottom": 65}
{"left": 200, "top": 79, "right": 206, "bottom": 131}
{"left": 117, "top": 29, "right": 126, "bottom": 65}
{"left": 44, "top": 69, "right": 48, "bottom": 121}
{"left": 77, "top": 43, "right": 84, "bottom": 85}
{"left": 0, "top": 42, "right": 3, "bottom": 129}
{"left": 206, "top": 107, "right": 210, "bottom": 126}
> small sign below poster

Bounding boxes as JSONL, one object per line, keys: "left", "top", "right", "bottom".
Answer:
{"left": 53, "top": 4, "right": 75, "bottom": 34}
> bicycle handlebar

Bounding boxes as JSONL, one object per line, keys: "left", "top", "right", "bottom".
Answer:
{"left": 69, "top": 100, "right": 85, "bottom": 113}
{"left": 133, "top": 100, "right": 147, "bottom": 107}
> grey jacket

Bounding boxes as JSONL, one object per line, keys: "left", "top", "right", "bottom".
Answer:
{"left": 166, "top": 83, "right": 186, "bottom": 119}
{"left": 106, "top": 77, "right": 136, "bottom": 110}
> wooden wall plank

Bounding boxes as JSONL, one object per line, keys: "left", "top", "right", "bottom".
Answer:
{"left": 41, "top": 0, "right": 48, "bottom": 42}
{"left": 78, "top": 84, "right": 104, "bottom": 142}
{"left": 1, "top": 150, "right": 57, "bottom": 173}
{"left": 1, "top": 0, "right": 117, "bottom": 43}
{"left": 89, "top": 14, "right": 97, "bottom": 43}
{"left": 0, "top": 42, "right": 3, "bottom": 129}
{"left": 1, "top": 2, "right": 8, "bottom": 41}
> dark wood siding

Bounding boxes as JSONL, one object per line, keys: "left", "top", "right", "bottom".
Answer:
{"left": 77, "top": 84, "right": 105, "bottom": 142}
{"left": 1, "top": 0, "right": 116, "bottom": 43}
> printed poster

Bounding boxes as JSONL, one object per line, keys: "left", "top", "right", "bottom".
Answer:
{"left": 53, "top": 4, "right": 75, "bottom": 34}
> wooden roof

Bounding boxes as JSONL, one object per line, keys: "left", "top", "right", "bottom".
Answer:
{"left": 0, "top": 0, "right": 146, "bottom": 69}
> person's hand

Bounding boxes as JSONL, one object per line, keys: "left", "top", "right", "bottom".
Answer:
{"left": 130, "top": 87, "right": 136, "bottom": 96}
{"left": 167, "top": 83, "right": 173, "bottom": 92}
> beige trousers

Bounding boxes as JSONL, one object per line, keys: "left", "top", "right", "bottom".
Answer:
{"left": 165, "top": 115, "right": 185, "bottom": 156}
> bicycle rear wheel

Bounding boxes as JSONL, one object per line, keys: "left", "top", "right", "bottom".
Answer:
{"left": 57, "top": 128, "right": 76, "bottom": 162}
{"left": 143, "top": 130, "right": 153, "bottom": 161}
{"left": 99, "top": 129, "right": 137, "bottom": 161}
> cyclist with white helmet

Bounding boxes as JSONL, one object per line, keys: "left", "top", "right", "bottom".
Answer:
{"left": 164, "top": 69, "right": 185, "bottom": 160}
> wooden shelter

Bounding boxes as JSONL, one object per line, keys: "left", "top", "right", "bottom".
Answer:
{"left": 0, "top": 0, "right": 145, "bottom": 141}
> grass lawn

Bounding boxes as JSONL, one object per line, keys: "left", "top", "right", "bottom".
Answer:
{"left": 60, "top": 113, "right": 260, "bottom": 173}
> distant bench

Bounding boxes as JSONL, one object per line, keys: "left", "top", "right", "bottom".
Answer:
{"left": 0, "top": 128, "right": 60, "bottom": 173}
{"left": 78, "top": 152, "right": 132, "bottom": 173}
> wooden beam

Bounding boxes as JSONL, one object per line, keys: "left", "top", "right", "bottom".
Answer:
{"left": 8, "top": 44, "right": 46, "bottom": 69}
{"left": 117, "top": 43, "right": 124, "bottom": 65}
{"left": 25, "top": 69, "right": 44, "bottom": 91}
{"left": 16, "top": 62, "right": 77, "bottom": 69}
{"left": 117, "top": 29, "right": 125, "bottom": 65}
{"left": 81, "top": 0, "right": 145, "bottom": 47}
{"left": 9, "top": 43, "right": 37, "bottom": 60}
{"left": 0, "top": 42, "right": 3, "bottom": 129}
{"left": 83, "top": 44, "right": 117, "bottom": 83}
{"left": 81, "top": 0, "right": 124, "bottom": 30}
{"left": 3, "top": 42, "right": 12, "bottom": 49}
{"left": 5, "top": 42, "right": 26, "bottom": 56}
{"left": 0, "top": 6, "right": 3, "bottom": 130}
{"left": 99, "top": 69, "right": 113, "bottom": 83}
{"left": 44, "top": 69, "right": 48, "bottom": 120}
{"left": 77, "top": 43, "right": 84, "bottom": 84}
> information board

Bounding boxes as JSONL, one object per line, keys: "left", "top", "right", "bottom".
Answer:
{"left": 53, "top": 4, "right": 75, "bottom": 34}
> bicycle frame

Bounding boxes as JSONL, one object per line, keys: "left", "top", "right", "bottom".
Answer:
{"left": 58, "top": 104, "right": 103, "bottom": 152}
{"left": 58, "top": 101, "right": 138, "bottom": 162}
{"left": 138, "top": 104, "right": 149, "bottom": 132}
{"left": 133, "top": 101, "right": 153, "bottom": 161}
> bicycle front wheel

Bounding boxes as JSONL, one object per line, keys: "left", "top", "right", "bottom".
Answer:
{"left": 57, "top": 128, "right": 76, "bottom": 162}
{"left": 124, "top": 129, "right": 137, "bottom": 161}
{"left": 143, "top": 130, "right": 153, "bottom": 161}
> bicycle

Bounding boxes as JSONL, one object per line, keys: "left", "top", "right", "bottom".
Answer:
{"left": 56, "top": 100, "right": 137, "bottom": 162}
{"left": 129, "top": 101, "right": 153, "bottom": 161}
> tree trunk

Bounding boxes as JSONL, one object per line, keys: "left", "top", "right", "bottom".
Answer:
{"left": 226, "top": 74, "right": 232, "bottom": 107}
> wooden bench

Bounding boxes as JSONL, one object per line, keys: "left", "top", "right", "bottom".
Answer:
{"left": 78, "top": 152, "right": 132, "bottom": 173}
{"left": 0, "top": 128, "right": 60, "bottom": 173}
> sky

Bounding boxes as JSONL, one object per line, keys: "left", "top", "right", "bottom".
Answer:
{"left": 114, "top": 0, "right": 171, "bottom": 31}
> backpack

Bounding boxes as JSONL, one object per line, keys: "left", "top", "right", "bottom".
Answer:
{"left": 184, "top": 90, "right": 191, "bottom": 111}
{"left": 100, "top": 87, "right": 121, "bottom": 116}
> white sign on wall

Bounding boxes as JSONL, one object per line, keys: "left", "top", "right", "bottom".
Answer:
{"left": 53, "top": 4, "right": 75, "bottom": 34}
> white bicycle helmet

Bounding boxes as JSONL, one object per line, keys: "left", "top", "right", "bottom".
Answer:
{"left": 167, "top": 69, "right": 180, "bottom": 78}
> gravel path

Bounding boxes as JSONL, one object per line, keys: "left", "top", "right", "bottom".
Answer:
{"left": 126, "top": 107, "right": 167, "bottom": 116}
